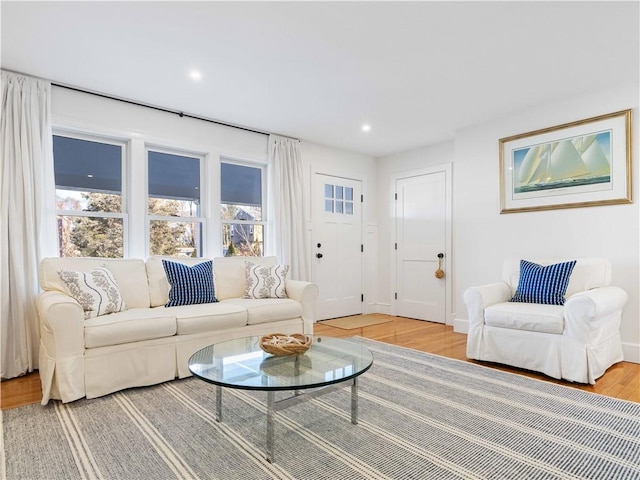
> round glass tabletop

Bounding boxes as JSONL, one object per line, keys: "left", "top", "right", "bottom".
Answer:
{"left": 188, "top": 335, "right": 374, "bottom": 391}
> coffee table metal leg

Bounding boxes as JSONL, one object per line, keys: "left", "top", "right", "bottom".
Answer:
{"left": 266, "top": 391, "right": 275, "bottom": 463}
{"left": 351, "top": 377, "right": 358, "bottom": 425}
{"left": 216, "top": 385, "right": 222, "bottom": 422}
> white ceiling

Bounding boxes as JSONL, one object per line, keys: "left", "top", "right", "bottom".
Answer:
{"left": 2, "top": 1, "right": 638, "bottom": 158}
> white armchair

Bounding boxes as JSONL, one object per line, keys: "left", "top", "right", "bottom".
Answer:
{"left": 464, "top": 258, "right": 627, "bottom": 384}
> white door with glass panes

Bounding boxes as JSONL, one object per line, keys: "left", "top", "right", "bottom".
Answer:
{"left": 395, "top": 169, "right": 447, "bottom": 323}
{"left": 313, "top": 174, "right": 362, "bottom": 320}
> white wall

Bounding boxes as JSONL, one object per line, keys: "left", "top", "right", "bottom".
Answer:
{"left": 53, "top": 83, "right": 639, "bottom": 360}
{"left": 377, "top": 83, "right": 639, "bottom": 362}
{"left": 454, "top": 83, "right": 639, "bottom": 362}
{"left": 51, "top": 87, "right": 379, "bottom": 308}
{"left": 52, "top": 87, "right": 269, "bottom": 158}
{"left": 52, "top": 86, "right": 269, "bottom": 259}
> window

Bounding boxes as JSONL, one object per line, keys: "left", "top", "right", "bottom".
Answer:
{"left": 324, "top": 183, "right": 354, "bottom": 215}
{"left": 54, "top": 134, "right": 126, "bottom": 257}
{"left": 221, "top": 161, "right": 264, "bottom": 257}
{"left": 147, "top": 149, "right": 204, "bottom": 257}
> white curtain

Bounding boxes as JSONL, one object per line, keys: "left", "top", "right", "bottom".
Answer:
{"left": 1, "top": 71, "right": 57, "bottom": 379}
{"left": 267, "top": 135, "right": 310, "bottom": 281}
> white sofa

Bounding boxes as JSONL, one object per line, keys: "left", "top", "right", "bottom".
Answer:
{"left": 36, "top": 255, "right": 318, "bottom": 404}
{"left": 464, "top": 258, "right": 627, "bottom": 384}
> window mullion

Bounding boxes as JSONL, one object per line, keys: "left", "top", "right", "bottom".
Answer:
{"left": 148, "top": 214, "right": 201, "bottom": 223}
{"left": 57, "top": 210, "right": 124, "bottom": 219}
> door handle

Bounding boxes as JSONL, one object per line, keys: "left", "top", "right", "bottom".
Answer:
{"left": 435, "top": 253, "right": 445, "bottom": 279}
{"left": 316, "top": 253, "right": 323, "bottom": 259}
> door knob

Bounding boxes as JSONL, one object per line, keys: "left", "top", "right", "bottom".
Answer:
{"left": 435, "top": 253, "right": 445, "bottom": 279}
{"left": 316, "top": 253, "right": 323, "bottom": 259}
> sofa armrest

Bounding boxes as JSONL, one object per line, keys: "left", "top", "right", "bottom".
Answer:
{"left": 36, "top": 291, "right": 86, "bottom": 404}
{"left": 37, "top": 290, "right": 84, "bottom": 333}
{"left": 564, "top": 286, "right": 628, "bottom": 343}
{"left": 464, "top": 282, "right": 512, "bottom": 360}
{"left": 463, "top": 282, "right": 512, "bottom": 327}
{"left": 285, "top": 280, "right": 319, "bottom": 332}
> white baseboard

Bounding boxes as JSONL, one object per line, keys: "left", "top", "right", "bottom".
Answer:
{"left": 622, "top": 342, "right": 640, "bottom": 364}
{"left": 373, "top": 303, "right": 391, "bottom": 315}
{"left": 453, "top": 318, "right": 469, "bottom": 334}
{"left": 453, "top": 318, "right": 639, "bottom": 364}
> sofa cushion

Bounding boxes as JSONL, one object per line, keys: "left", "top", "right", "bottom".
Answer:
{"left": 510, "top": 259, "right": 576, "bottom": 305}
{"left": 244, "top": 262, "right": 289, "bottom": 299}
{"left": 221, "top": 298, "right": 303, "bottom": 325}
{"left": 58, "top": 267, "right": 126, "bottom": 319}
{"left": 213, "top": 256, "right": 277, "bottom": 300}
{"left": 40, "top": 257, "right": 150, "bottom": 309}
{"left": 84, "top": 308, "right": 176, "bottom": 348}
{"left": 485, "top": 302, "right": 564, "bottom": 335}
{"left": 146, "top": 256, "right": 215, "bottom": 307}
{"left": 165, "top": 303, "right": 248, "bottom": 335}
{"left": 162, "top": 259, "right": 217, "bottom": 307}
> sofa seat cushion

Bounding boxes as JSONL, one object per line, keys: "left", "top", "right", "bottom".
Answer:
{"left": 221, "top": 298, "right": 303, "bottom": 325}
{"left": 164, "top": 303, "right": 247, "bottom": 335}
{"left": 485, "top": 302, "right": 564, "bottom": 335}
{"left": 84, "top": 308, "right": 176, "bottom": 348}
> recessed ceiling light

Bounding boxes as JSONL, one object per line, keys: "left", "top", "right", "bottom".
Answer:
{"left": 361, "top": 124, "right": 371, "bottom": 132}
{"left": 189, "top": 70, "right": 202, "bottom": 81}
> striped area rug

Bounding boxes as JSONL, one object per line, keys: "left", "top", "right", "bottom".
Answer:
{"left": 2, "top": 338, "right": 639, "bottom": 479}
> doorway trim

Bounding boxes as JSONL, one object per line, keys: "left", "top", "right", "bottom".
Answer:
{"left": 390, "top": 163, "right": 453, "bottom": 325}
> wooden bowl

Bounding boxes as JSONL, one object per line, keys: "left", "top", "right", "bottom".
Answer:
{"left": 259, "top": 333, "right": 312, "bottom": 356}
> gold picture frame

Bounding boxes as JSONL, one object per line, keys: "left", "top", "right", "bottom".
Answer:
{"left": 499, "top": 109, "right": 632, "bottom": 214}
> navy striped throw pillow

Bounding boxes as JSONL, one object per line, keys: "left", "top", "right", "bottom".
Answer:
{"left": 510, "top": 259, "right": 577, "bottom": 305}
{"left": 162, "top": 260, "right": 217, "bottom": 307}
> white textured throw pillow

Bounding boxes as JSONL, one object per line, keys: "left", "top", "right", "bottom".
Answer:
{"left": 58, "top": 267, "right": 126, "bottom": 319}
{"left": 244, "top": 262, "right": 289, "bottom": 299}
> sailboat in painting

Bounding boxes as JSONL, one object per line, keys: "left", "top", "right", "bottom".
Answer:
{"left": 514, "top": 132, "right": 611, "bottom": 193}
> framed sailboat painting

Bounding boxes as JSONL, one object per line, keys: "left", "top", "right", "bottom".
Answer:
{"left": 499, "top": 109, "right": 631, "bottom": 213}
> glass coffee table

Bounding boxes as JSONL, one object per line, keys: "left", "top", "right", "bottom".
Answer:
{"left": 188, "top": 335, "right": 374, "bottom": 462}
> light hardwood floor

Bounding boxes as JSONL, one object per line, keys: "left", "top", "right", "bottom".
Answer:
{"left": 2, "top": 314, "right": 638, "bottom": 409}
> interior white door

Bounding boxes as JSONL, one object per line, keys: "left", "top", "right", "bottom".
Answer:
{"left": 395, "top": 171, "right": 447, "bottom": 323}
{"left": 312, "top": 174, "right": 363, "bottom": 320}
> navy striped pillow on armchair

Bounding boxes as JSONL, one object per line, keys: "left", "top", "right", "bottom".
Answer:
{"left": 510, "top": 259, "right": 577, "bottom": 305}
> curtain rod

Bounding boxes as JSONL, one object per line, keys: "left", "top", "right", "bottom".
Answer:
{"left": 0, "top": 70, "right": 298, "bottom": 141}
{"left": 52, "top": 82, "right": 300, "bottom": 141}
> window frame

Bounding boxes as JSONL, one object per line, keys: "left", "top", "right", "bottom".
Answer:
{"left": 53, "top": 129, "right": 129, "bottom": 257}
{"left": 145, "top": 144, "right": 207, "bottom": 258}
{"left": 323, "top": 182, "right": 354, "bottom": 216}
{"left": 220, "top": 158, "right": 267, "bottom": 257}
